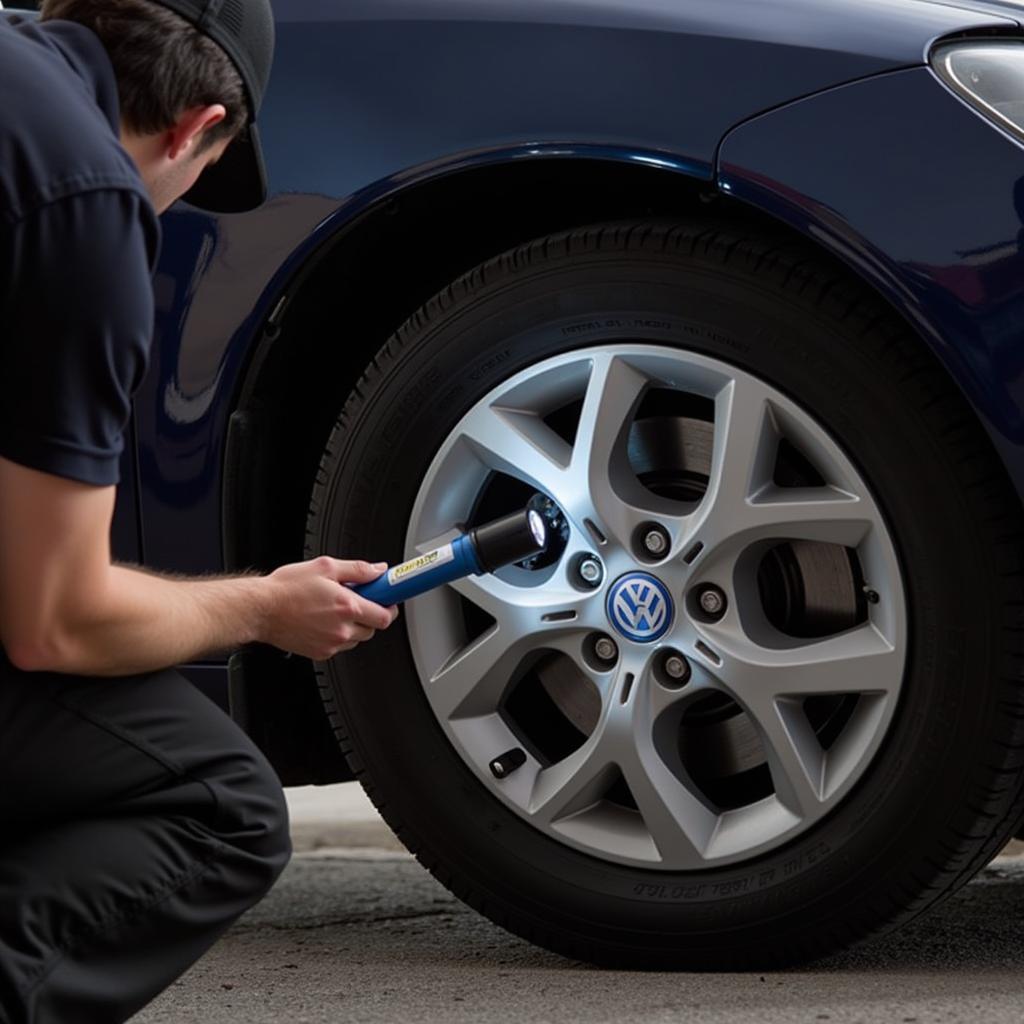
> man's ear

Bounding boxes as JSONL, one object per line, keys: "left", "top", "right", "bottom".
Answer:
{"left": 166, "top": 105, "right": 228, "bottom": 161}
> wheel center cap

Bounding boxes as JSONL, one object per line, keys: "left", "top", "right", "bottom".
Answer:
{"left": 606, "top": 572, "right": 674, "bottom": 643}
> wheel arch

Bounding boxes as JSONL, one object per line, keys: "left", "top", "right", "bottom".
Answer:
{"left": 222, "top": 149, "right": 718, "bottom": 577}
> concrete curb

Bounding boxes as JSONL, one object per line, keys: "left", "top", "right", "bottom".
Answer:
{"left": 287, "top": 782, "right": 1024, "bottom": 860}
{"left": 286, "top": 782, "right": 403, "bottom": 853}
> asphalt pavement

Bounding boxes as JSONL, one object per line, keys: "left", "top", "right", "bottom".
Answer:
{"left": 130, "top": 784, "right": 1024, "bottom": 1024}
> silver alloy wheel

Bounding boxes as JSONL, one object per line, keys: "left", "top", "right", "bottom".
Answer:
{"left": 405, "top": 345, "right": 906, "bottom": 869}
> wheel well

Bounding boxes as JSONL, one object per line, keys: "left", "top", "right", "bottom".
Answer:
{"left": 225, "top": 157, "right": 722, "bottom": 575}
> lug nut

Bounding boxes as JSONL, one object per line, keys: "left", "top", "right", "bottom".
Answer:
{"left": 586, "top": 633, "right": 620, "bottom": 672}
{"left": 644, "top": 529, "right": 668, "bottom": 555}
{"left": 642, "top": 526, "right": 670, "bottom": 558}
{"left": 664, "top": 655, "right": 690, "bottom": 681}
{"left": 490, "top": 748, "right": 527, "bottom": 779}
{"left": 577, "top": 555, "right": 604, "bottom": 588}
{"left": 693, "top": 584, "right": 728, "bottom": 622}
{"left": 657, "top": 651, "right": 691, "bottom": 688}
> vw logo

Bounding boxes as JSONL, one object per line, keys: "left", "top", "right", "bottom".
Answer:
{"left": 607, "top": 573, "right": 674, "bottom": 643}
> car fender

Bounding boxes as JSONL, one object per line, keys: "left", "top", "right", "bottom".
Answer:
{"left": 717, "top": 64, "right": 1024, "bottom": 503}
{"left": 262, "top": 0, "right": 1013, "bottom": 200}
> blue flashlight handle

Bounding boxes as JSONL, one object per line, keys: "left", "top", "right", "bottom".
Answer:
{"left": 352, "top": 534, "right": 483, "bottom": 606}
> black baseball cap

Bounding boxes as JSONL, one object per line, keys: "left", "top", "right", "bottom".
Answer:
{"left": 152, "top": 0, "right": 275, "bottom": 213}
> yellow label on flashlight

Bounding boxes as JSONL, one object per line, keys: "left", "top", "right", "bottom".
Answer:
{"left": 388, "top": 543, "right": 455, "bottom": 585}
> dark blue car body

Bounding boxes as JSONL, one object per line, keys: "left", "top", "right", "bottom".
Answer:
{"left": 106, "top": 0, "right": 1024, "bottom": 780}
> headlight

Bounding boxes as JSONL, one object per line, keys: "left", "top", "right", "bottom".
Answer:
{"left": 931, "top": 40, "right": 1024, "bottom": 143}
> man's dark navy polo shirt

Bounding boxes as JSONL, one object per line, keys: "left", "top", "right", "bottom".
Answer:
{"left": 0, "top": 12, "right": 160, "bottom": 486}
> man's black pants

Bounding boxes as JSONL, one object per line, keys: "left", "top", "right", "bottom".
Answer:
{"left": 0, "top": 666, "right": 292, "bottom": 1023}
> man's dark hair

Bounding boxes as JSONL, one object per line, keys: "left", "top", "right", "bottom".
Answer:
{"left": 40, "top": 0, "right": 246, "bottom": 150}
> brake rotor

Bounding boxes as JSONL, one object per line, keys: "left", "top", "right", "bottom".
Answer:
{"left": 538, "top": 654, "right": 601, "bottom": 736}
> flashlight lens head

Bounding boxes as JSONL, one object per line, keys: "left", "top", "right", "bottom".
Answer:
{"left": 471, "top": 507, "right": 551, "bottom": 573}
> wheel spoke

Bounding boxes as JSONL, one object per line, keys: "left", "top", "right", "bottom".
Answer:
{"left": 568, "top": 353, "right": 663, "bottom": 549}
{"left": 426, "top": 623, "right": 529, "bottom": 720}
{"left": 712, "top": 624, "right": 901, "bottom": 817}
{"left": 428, "top": 570, "right": 606, "bottom": 721}
{"left": 571, "top": 353, "right": 649, "bottom": 484}
{"left": 458, "top": 401, "right": 571, "bottom": 501}
{"left": 527, "top": 656, "right": 653, "bottom": 825}
{"left": 529, "top": 659, "right": 718, "bottom": 861}
{"left": 448, "top": 571, "right": 604, "bottom": 632}
{"left": 528, "top": 728, "right": 616, "bottom": 826}
{"left": 739, "top": 487, "right": 871, "bottom": 547}
{"left": 748, "top": 697, "right": 826, "bottom": 817}
{"left": 620, "top": 741, "right": 716, "bottom": 862}
{"left": 446, "top": 570, "right": 528, "bottom": 619}
{"left": 701, "top": 376, "right": 777, "bottom": 526}
{"left": 694, "top": 377, "right": 871, "bottom": 552}
{"left": 714, "top": 623, "right": 901, "bottom": 701}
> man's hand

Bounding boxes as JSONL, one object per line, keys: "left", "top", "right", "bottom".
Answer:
{"left": 263, "top": 558, "right": 398, "bottom": 660}
{"left": 0, "top": 455, "right": 398, "bottom": 676}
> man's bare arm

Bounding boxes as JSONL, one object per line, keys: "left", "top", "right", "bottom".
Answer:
{"left": 0, "top": 456, "right": 397, "bottom": 676}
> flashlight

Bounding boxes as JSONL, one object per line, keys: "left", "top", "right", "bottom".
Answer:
{"left": 352, "top": 508, "right": 548, "bottom": 606}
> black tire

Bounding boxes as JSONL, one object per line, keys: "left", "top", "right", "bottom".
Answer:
{"left": 307, "top": 220, "right": 1024, "bottom": 968}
